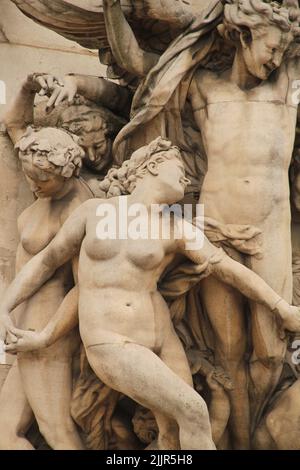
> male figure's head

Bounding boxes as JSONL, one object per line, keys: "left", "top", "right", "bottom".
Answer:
{"left": 219, "top": 0, "right": 300, "bottom": 79}
{"left": 58, "top": 100, "right": 126, "bottom": 174}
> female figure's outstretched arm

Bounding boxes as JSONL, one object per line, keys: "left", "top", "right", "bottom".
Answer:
{"left": 178, "top": 221, "right": 300, "bottom": 332}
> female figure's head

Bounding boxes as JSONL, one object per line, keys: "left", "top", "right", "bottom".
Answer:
{"left": 16, "top": 126, "right": 84, "bottom": 198}
{"left": 218, "top": 0, "right": 300, "bottom": 80}
{"left": 58, "top": 100, "right": 125, "bottom": 173}
{"left": 100, "top": 137, "right": 190, "bottom": 204}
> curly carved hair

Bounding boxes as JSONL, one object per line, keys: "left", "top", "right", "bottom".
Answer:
{"left": 58, "top": 97, "right": 126, "bottom": 143}
{"left": 99, "top": 137, "right": 183, "bottom": 198}
{"left": 218, "top": 0, "right": 300, "bottom": 42}
{"left": 16, "top": 126, "right": 84, "bottom": 178}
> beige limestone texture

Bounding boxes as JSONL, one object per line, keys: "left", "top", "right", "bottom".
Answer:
{"left": 1, "top": 0, "right": 300, "bottom": 452}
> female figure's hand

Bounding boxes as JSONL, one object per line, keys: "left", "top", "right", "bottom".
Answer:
{"left": 4, "top": 327, "right": 48, "bottom": 354}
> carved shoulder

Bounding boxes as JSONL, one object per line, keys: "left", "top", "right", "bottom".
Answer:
{"left": 188, "top": 68, "right": 215, "bottom": 111}
{"left": 285, "top": 56, "right": 300, "bottom": 80}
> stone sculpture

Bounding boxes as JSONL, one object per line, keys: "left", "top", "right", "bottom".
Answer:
{"left": 95, "top": 0, "right": 300, "bottom": 448}
{"left": 0, "top": 73, "right": 93, "bottom": 450}
{"left": 2, "top": 0, "right": 300, "bottom": 451}
{"left": 1, "top": 137, "right": 300, "bottom": 451}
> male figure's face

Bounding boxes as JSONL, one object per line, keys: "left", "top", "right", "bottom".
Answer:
{"left": 241, "top": 25, "right": 292, "bottom": 80}
{"left": 79, "top": 128, "right": 112, "bottom": 172}
{"left": 62, "top": 113, "right": 113, "bottom": 173}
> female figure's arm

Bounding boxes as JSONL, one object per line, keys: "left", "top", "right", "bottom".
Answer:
{"left": 178, "top": 221, "right": 300, "bottom": 332}
{"left": 4, "top": 286, "right": 79, "bottom": 353}
{"left": 47, "top": 74, "right": 132, "bottom": 118}
{"left": 0, "top": 200, "right": 89, "bottom": 341}
{"left": 4, "top": 74, "right": 59, "bottom": 144}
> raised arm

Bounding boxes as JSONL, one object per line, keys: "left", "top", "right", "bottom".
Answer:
{"left": 4, "top": 74, "right": 60, "bottom": 145}
{"left": 47, "top": 74, "right": 132, "bottom": 118}
{"left": 132, "top": 0, "right": 195, "bottom": 25}
{"left": 179, "top": 222, "right": 300, "bottom": 332}
{"left": 0, "top": 201, "right": 88, "bottom": 340}
{"left": 103, "top": 0, "right": 159, "bottom": 77}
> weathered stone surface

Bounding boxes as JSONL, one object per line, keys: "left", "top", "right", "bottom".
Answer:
{"left": 1, "top": 0, "right": 300, "bottom": 452}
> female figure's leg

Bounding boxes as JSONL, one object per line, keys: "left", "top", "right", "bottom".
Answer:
{"left": 0, "top": 361, "right": 34, "bottom": 450}
{"left": 18, "top": 333, "right": 84, "bottom": 450}
{"left": 85, "top": 340, "right": 215, "bottom": 450}
{"left": 152, "top": 319, "right": 194, "bottom": 449}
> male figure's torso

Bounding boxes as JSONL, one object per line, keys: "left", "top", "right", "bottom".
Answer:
{"left": 189, "top": 62, "right": 298, "bottom": 226}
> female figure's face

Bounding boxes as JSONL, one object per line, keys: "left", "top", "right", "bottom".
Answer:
{"left": 154, "top": 154, "right": 190, "bottom": 203}
{"left": 22, "top": 160, "right": 66, "bottom": 198}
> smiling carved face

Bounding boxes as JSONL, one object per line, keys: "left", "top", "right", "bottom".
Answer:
{"left": 61, "top": 109, "right": 114, "bottom": 173}
{"left": 241, "top": 25, "right": 293, "bottom": 80}
{"left": 78, "top": 128, "right": 112, "bottom": 172}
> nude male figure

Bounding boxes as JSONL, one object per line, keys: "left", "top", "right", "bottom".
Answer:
{"left": 188, "top": 1, "right": 300, "bottom": 446}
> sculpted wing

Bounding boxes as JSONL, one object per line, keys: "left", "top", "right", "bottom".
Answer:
{"left": 11, "top": 0, "right": 200, "bottom": 52}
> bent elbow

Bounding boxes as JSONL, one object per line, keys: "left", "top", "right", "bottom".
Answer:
{"left": 114, "top": 55, "right": 146, "bottom": 78}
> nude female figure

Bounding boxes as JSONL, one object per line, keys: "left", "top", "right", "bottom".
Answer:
{"left": 1, "top": 137, "right": 300, "bottom": 450}
{"left": 0, "top": 74, "right": 93, "bottom": 449}
{"left": 51, "top": 0, "right": 300, "bottom": 448}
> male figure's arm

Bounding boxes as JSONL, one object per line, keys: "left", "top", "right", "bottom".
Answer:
{"left": 103, "top": 0, "right": 159, "bottom": 77}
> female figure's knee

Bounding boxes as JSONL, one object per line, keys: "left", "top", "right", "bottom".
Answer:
{"left": 181, "top": 394, "right": 210, "bottom": 429}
